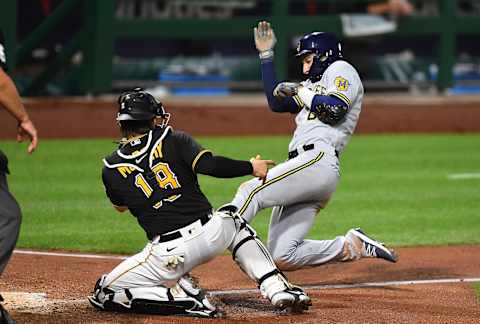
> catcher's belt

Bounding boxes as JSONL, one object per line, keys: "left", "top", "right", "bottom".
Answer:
{"left": 288, "top": 144, "right": 339, "bottom": 160}
{"left": 152, "top": 213, "right": 212, "bottom": 243}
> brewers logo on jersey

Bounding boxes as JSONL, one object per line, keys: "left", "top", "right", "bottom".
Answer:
{"left": 334, "top": 76, "right": 349, "bottom": 91}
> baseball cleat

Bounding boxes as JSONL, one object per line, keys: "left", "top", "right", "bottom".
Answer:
{"left": 185, "top": 306, "right": 223, "bottom": 318}
{"left": 87, "top": 295, "right": 105, "bottom": 311}
{"left": 271, "top": 287, "right": 311, "bottom": 313}
{"left": 346, "top": 228, "right": 398, "bottom": 263}
{"left": 178, "top": 274, "right": 222, "bottom": 318}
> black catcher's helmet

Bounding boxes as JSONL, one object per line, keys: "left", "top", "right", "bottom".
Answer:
{"left": 117, "top": 87, "right": 167, "bottom": 122}
{"left": 296, "top": 32, "right": 343, "bottom": 81}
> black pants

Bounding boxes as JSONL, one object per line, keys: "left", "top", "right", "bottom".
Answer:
{"left": 0, "top": 151, "right": 21, "bottom": 275}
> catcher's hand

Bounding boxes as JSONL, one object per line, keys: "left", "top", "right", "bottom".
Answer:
{"left": 273, "top": 82, "right": 300, "bottom": 98}
{"left": 254, "top": 21, "right": 276, "bottom": 52}
{"left": 250, "top": 154, "right": 275, "bottom": 183}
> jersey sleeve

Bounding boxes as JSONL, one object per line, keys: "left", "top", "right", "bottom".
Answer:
{"left": 323, "top": 61, "right": 360, "bottom": 108}
{"left": 0, "top": 30, "right": 7, "bottom": 71}
{"left": 173, "top": 131, "right": 211, "bottom": 171}
{"left": 102, "top": 167, "right": 125, "bottom": 207}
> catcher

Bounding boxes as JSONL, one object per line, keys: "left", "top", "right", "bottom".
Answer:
{"left": 88, "top": 88, "right": 311, "bottom": 318}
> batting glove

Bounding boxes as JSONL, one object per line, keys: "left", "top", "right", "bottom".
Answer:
{"left": 273, "top": 82, "right": 300, "bottom": 98}
{"left": 254, "top": 21, "right": 276, "bottom": 59}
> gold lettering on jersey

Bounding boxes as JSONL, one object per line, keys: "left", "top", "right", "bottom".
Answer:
{"left": 152, "top": 143, "right": 163, "bottom": 159}
{"left": 134, "top": 174, "right": 153, "bottom": 197}
{"left": 307, "top": 112, "right": 317, "bottom": 120}
{"left": 117, "top": 166, "right": 135, "bottom": 178}
{"left": 152, "top": 162, "right": 181, "bottom": 190}
{"left": 335, "top": 77, "right": 349, "bottom": 91}
{"left": 132, "top": 161, "right": 181, "bottom": 209}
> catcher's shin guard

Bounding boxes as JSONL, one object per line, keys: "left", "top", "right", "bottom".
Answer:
{"left": 227, "top": 212, "right": 311, "bottom": 312}
{"left": 88, "top": 274, "right": 220, "bottom": 318}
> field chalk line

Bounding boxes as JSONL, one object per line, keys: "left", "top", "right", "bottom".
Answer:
{"left": 14, "top": 249, "right": 127, "bottom": 260}
{"left": 447, "top": 172, "right": 480, "bottom": 180}
{"left": 12, "top": 249, "right": 480, "bottom": 295}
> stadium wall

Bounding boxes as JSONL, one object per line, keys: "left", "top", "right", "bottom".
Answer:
{"left": 1, "top": 95, "right": 480, "bottom": 139}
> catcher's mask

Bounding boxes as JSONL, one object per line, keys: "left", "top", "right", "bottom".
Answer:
{"left": 296, "top": 32, "right": 343, "bottom": 82}
{"left": 117, "top": 87, "right": 170, "bottom": 128}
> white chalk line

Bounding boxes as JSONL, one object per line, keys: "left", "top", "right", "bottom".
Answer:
{"left": 447, "top": 172, "right": 480, "bottom": 180}
{"left": 14, "top": 249, "right": 127, "bottom": 260}
{"left": 3, "top": 277, "right": 480, "bottom": 312}
{"left": 11, "top": 249, "right": 480, "bottom": 300}
{"left": 211, "top": 277, "right": 480, "bottom": 295}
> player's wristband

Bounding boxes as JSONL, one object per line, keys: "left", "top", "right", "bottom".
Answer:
{"left": 259, "top": 49, "right": 274, "bottom": 60}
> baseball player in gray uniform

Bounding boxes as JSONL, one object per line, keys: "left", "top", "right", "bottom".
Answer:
{"left": 230, "top": 21, "right": 398, "bottom": 271}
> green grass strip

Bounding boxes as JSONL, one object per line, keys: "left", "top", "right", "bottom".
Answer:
{"left": 473, "top": 283, "right": 480, "bottom": 304}
{"left": 1, "top": 133, "right": 479, "bottom": 254}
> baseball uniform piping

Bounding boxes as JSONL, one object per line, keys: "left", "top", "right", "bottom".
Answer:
{"left": 102, "top": 159, "right": 145, "bottom": 172}
{"left": 329, "top": 92, "right": 351, "bottom": 106}
{"left": 192, "top": 149, "right": 212, "bottom": 172}
{"left": 292, "top": 95, "right": 304, "bottom": 108}
{"left": 238, "top": 152, "right": 325, "bottom": 216}
{"left": 107, "top": 244, "right": 155, "bottom": 287}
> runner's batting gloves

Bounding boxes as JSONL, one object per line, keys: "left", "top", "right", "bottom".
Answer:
{"left": 273, "top": 82, "right": 300, "bottom": 98}
{"left": 254, "top": 21, "right": 276, "bottom": 60}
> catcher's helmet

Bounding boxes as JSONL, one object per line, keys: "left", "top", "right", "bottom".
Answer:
{"left": 117, "top": 88, "right": 167, "bottom": 121}
{"left": 296, "top": 32, "right": 343, "bottom": 81}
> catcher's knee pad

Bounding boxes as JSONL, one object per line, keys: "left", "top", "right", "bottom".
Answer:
{"left": 228, "top": 215, "right": 278, "bottom": 282}
{"left": 227, "top": 215, "right": 311, "bottom": 311}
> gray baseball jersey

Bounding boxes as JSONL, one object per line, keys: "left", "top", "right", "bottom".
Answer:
{"left": 231, "top": 60, "right": 364, "bottom": 270}
{"left": 292, "top": 60, "right": 364, "bottom": 154}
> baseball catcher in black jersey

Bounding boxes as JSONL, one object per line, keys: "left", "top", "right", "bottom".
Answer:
{"left": 88, "top": 88, "right": 311, "bottom": 317}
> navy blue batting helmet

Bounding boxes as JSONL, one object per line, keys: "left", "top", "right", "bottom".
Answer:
{"left": 117, "top": 88, "right": 166, "bottom": 121}
{"left": 296, "top": 32, "right": 343, "bottom": 81}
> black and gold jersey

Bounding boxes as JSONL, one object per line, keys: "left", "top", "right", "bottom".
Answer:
{"left": 102, "top": 126, "right": 213, "bottom": 239}
{"left": 0, "top": 29, "right": 7, "bottom": 71}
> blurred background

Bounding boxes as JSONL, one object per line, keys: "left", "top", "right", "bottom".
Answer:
{"left": 1, "top": 0, "right": 480, "bottom": 98}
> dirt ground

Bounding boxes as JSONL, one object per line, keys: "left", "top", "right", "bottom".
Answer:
{"left": 1, "top": 245, "right": 479, "bottom": 323}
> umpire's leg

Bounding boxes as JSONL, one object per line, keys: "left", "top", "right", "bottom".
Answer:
{"left": 0, "top": 151, "right": 21, "bottom": 275}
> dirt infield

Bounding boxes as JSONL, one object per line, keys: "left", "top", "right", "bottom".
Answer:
{"left": 1, "top": 245, "right": 479, "bottom": 323}
{"left": 1, "top": 94, "right": 480, "bottom": 139}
